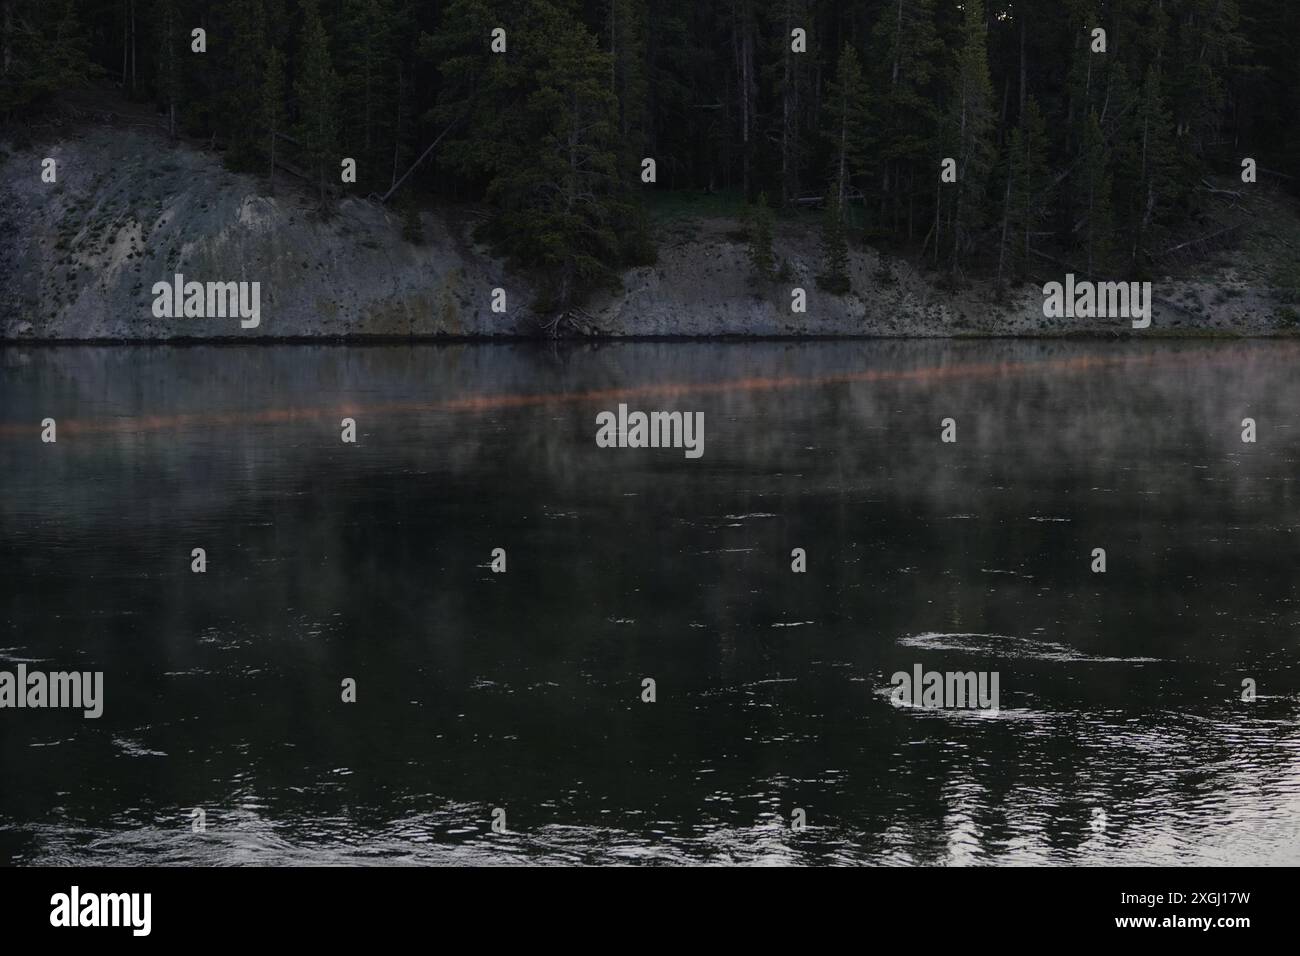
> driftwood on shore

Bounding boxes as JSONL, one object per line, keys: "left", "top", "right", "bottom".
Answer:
{"left": 538, "top": 307, "right": 601, "bottom": 338}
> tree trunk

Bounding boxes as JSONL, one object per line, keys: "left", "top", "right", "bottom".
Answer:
{"left": 379, "top": 119, "right": 459, "bottom": 204}
{"left": 781, "top": 0, "right": 793, "bottom": 205}
{"left": 1018, "top": 15, "right": 1026, "bottom": 118}
{"left": 891, "top": 0, "right": 903, "bottom": 88}
{"left": 1134, "top": 102, "right": 1151, "bottom": 266}
{"left": 997, "top": 167, "right": 1012, "bottom": 283}
{"left": 391, "top": 68, "right": 404, "bottom": 190}
{"left": 730, "top": 1, "right": 756, "bottom": 201}
{"left": 1022, "top": 141, "right": 1033, "bottom": 273}
{"left": 907, "top": 168, "right": 915, "bottom": 241}
{"left": 1, "top": 0, "right": 12, "bottom": 78}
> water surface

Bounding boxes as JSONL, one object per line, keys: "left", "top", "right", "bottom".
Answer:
{"left": 2, "top": 340, "right": 1298, "bottom": 865}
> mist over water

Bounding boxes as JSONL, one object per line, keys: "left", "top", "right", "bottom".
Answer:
{"left": 2, "top": 340, "right": 1298, "bottom": 865}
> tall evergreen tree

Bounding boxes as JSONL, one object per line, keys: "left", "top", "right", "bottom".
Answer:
{"left": 152, "top": 0, "right": 181, "bottom": 138}
{"left": 225, "top": 0, "right": 268, "bottom": 168}
{"left": 1169, "top": 0, "right": 1247, "bottom": 156}
{"left": 261, "top": 45, "right": 286, "bottom": 193}
{"left": 1116, "top": 66, "right": 1177, "bottom": 272}
{"left": 1003, "top": 95, "right": 1051, "bottom": 281}
{"left": 433, "top": 0, "right": 638, "bottom": 310}
{"left": 294, "top": 0, "right": 340, "bottom": 208}
{"left": 1080, "top": 108, "right": 1114, "bottom": 275}
{"left": 746, "top": 191, "right": 775, "bottom": 283}
{"left": 823, "top": 42, "right": 869, "bottom": 212}
{"left": 607, "top": 0, "right": 648, "bottom": 148}
{"left": 338, "top": 0, "right": 397, "bottom": 185}
{"left": 936, "top": 0, "right": 995, "bottom": 278}
{"left": 818, "top": 194, "right": 851, "bottom": 294}
{"left": 868, "top": 0, "right": 941, "bottom": 238}
{"left": 0, "top": 0, "right": 92, "bottom": 115}
{"left": 766, "top": 0, "right": 811, "bottom": 206}
{"left": 817, "top": 43, "right": 868, "bottom": 295}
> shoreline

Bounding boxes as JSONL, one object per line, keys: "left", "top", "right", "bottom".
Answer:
{"left": 4, "top": 328, "right": 1298, "bottom": 347}
{"left": 6, "top": 125, "right": 1297, "bottom": 343}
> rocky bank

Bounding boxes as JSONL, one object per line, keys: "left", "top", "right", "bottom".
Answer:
{"left": 2, "top": 124, "right": 1297, "bottom": 340}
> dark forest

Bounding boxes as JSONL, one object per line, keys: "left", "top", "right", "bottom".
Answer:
{"left": 3, "top": 0, "right": 1297, "bottom": 308}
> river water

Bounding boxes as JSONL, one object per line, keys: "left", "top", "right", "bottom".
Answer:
{"left": 1, "top": 340, "right": 1298, "bottom": 865}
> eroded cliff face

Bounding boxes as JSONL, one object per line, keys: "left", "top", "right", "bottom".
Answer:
{"left": 1, "top": 126, "right": 1294, "bottom": 340}
{"left": 0, "top": 127, "right": 531, "bottom": 340}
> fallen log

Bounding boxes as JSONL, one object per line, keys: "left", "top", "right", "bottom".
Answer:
{"left": 376, "top": 119, "right": 461, "bottom": 204}
{"left": 1198, "top": 178, "right": 1243, "bottom": 198}
{"left": 1160, "top": 223, "right": 1244, "bottom": 259}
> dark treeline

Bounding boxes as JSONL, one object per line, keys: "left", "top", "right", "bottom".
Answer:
{"left": 2, "top": 0, "right": 1298, "bottom": 308}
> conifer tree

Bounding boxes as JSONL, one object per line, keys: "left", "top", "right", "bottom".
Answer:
{"left": 338, "top": 0, "right": 398, "bottom": 183}
{"left": 818, "top": 194, "right": 851, "bottom": 294}
{"left": 867, "top": 0, "right": 941, "bottom": 237}
{"left": 1116, "top": 66, "right": 1177, "bottom": 272}
{"left": 1169, "top": 0, "right": 1246, "bottom": 157}
{"left": 817, "top": 43, "right": 867, "bottom": 295}
{"left": 226, "top": 0, "right": 268, "bottom": 168}
{"left": 766, "top": 0, "right": 811, "bottom": 206}
{"left": 746, "top": 191, "right": 775, "bottom": 283}
{"left": 823, "top": 42, "right": 869, "bottom": 212}
{"left": 433, "top": 0, "right": 634, "bottom": 310}
{"left": 0, "top": 0, "right": 93, "bottom": 116}
{"left": 937, "top": 0, "right": 995, "bottom": 279}
{"left": 1004, "top": 96, "right": 1051, "bottom": 281}
{"left": 153, "top": 0, "right": 181, "bottom": 138}
{"left": 608, "top": 0, "right": 648, "bottom": 148}
{"left": 1081, "top": 108, "right": 1114, "bottom": 276}
{"left": 294, "top": 0, "right": 340, "bottom": 208}
{"left": 261, "top": 45, "right": 287, "bottom": 193}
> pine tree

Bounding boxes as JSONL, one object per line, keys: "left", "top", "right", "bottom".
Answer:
{"left": 0, "top": 0, "right": 92, "bottom": 116}
{"left": 526, "top": 3, "right": 627, "bottom": 308}
{"left": 606, "top": 0, "right": 655, "bottom": 267}
{"left": 1081, "top": 108, "right": 1114, "bottom": 276}
{"left": 433, "top": 0, "right": 633, "bottom": 310}
{"left": 225, "top": 0, "right": 268, "bottom": 168}
{"left": 1118, "top": 67, "right": 1177, "bottom": 273}
{"left": 401, "top": 199, "right": 424, "bottom": 244}
{"left": 765, "top": 0, "right": 811, "bottom": 206}
{"left": 868, "top": 0, "right": 941, "bottom": 238}
{"left": 608, "top": 0, "right": 648, "bottom": 147}
{"left": 823, "top": 42, "right": 869, "bottom": 212}
{"left": 153, "top": 0, "right": 181, "bottom": 138}
{"left": 746, "top": 191, "right": 775, "bottom": 283}
{"left": 817, "top": 43, "right": 867, "bottom": 296}
{"left": 338, "top": 0, "right": 398, "bottom": 185}
{"left": 818, "top": 194, "right": 851, "bottom": 294}
{"left": 1005, "top": 97, "right": 1051, "bottom": 281}
{"left": 1169, "top": 0, "right": 1247, "bottom": 158}
{"left": 294, "top": 0, "right": 341, "bottom": 209}
{"left": 261, "top": 46, "right": 287, "bottom": 193}
{"left": 427, "top": 0, "right": 510, "bottom": 171}
{"left": 937, "top": 0, "right": 995, "bottom": 279}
